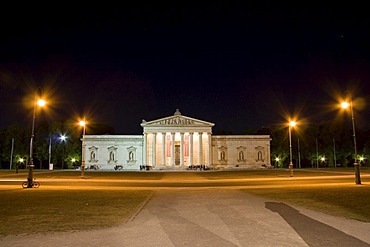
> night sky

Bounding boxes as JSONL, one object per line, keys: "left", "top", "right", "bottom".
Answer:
{"left": 1, "top": 2, "right": 370, "bottom": 134}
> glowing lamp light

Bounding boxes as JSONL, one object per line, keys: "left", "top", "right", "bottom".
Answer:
{"left": 79, "top": 120, "right": 86, "bottom": 127}
{"left": 37, "top": 99, "right": 46, "bottom": 107}
{"left": 341, "top": 102, "right": 349, "bottom": 109}
{"left": 289, "top": 121, "right": 296, "bottom": 127}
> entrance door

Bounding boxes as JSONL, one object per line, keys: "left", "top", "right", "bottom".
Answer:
{"left": 175, "top": 144, "right": 180, "bottom": 165}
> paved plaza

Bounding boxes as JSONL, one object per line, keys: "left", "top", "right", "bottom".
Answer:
{"left": 1, "top": 188, "right": 370, "bottom": 247}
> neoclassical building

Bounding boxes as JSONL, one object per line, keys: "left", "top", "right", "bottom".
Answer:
{"left": 83, "top": 109, "right": 271, "bottom": 170}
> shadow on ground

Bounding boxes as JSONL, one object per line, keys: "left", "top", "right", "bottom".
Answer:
{"left": 265, "top": 202, "right": 370, "bottom": 247}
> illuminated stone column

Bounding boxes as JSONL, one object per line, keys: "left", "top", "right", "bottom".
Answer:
{"left": 171, "top": 132, "right": 175, "bottom": 167}
{"left": 143, "top": 132, "right": 147, "bottom": 166}
{"left": 152, "top": 133, "right": 157, "bottom": 167}
{"left": 207, "top": 132, "right": 212, "bottom": 166}
{"left": 162, "top": 133, "right": 166, "bottom": 166}
{"left": 189, "top": 132, "right": 193, "bottom": 167}
{"left": 180, "top": 132, "right": 184, "bottom": 167}
{"left": 267, "top": 143, "right": 271, "bottom": 166}
{"left": 198, "top": 132, "right": 203, "bottom": 165}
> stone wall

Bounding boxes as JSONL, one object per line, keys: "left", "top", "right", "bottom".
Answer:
{"left": 212, "top": 135, "right": 271, "bottom": 169}
{"left": 84, "top": 135, "right": 143, "bottom": 170}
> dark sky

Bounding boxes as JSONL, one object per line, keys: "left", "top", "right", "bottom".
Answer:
{"left": 1, "top": 2, "right": 370, "bottom": 134}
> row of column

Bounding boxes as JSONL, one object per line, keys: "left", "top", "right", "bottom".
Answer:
{"left": 143, "top": 132, "right": 212, "bottom": 167}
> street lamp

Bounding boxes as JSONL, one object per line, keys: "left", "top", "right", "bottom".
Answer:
{"left": 321, "top": 156, "right": 326, "bottom": 167}
{"left": 275, "top": 157, "right": 280, "bottom": 168}
{"left": 341, "top": 91, "right": 361, "bottom": 185}
{"left": 71, "top": 158, "right": 76, "bottom": 169}
{"left": 27, "top": 88, "right": 46, "bottom": 188}
{"left": 17, "top": 158, "right": 24, "bottom": 174}
{"left": 288, "top": 120, "right": 296, "bottom": 177}
{"left": 79, "top": 120, "right": 86, "bottom": 178}
{"left": 59, "top": 134, "right": 67, "bottom": 169}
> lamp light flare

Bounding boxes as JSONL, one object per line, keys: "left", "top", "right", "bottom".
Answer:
{"left": 289, "top": 121, "right": 296, "bottom": 127}
{"left": 341, "top": 102, "right": 349, "bottom": 109}
{"left": 37, "top": 99, "right": 46, "bottom": 107}
{"left": 79, "top": 120, "right": 86, "bottom": 127}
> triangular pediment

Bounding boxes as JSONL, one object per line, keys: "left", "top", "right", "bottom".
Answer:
{"left": 141, "top": 109, "right": 215, "bottom": 128}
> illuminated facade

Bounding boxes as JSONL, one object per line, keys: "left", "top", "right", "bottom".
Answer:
{"left": 83, "top": 109, "right": 271, "bottom": 170}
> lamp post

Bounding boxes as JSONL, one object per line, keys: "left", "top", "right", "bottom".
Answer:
{"left": 321, "top": 156, "right": 326, "bottom": 167}
{"left": 288, "top": 120, "right": 296, "bottom": 177}
{"left": 79, "top": 120, "right": 86, "bottom": 178}
{"left": 48, "top": 137, "right": 52, "bottom": 170}
{"left": 341, "top": 91, "right": 361, "bottom": 185}
{"left": 27, "top": 88, "right": 46, "bottom": 188}
{"left": 275, "top": 157, "right": 280, "bottom": 168}
{"left": 71, "top": 158, "right": 76, "bottom": 169}
{"left": 59, "top": 134, "right": 67, "bottom": 169}
{"left": 17, "top": 158, "right": 24, "bottom": 174}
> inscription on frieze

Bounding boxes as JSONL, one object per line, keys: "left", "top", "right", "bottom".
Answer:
{"left": 157, "top": 117, "right": 193, "bottom": 125}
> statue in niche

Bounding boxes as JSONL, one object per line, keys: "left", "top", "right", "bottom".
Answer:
{"left": 109, "top": 151, "right": 115, "bottom": 162}
{"left": 238, "top": 151, "right": 245, "bottom": 161}
{"left": 257, "top": 151, "right": 263, "bottom": 161}
{"left": 129, "top": 151, "right": 134, "bottom": 161}
{"left": 220, "top": 151, "right": 226, "bottom": 161}
{"left": 90, "top": 151, "right": 97, "bottom": 162}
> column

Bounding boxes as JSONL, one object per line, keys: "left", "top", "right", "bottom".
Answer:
{"left": 208, "top": 132, "right": 212, "bottom": 166}
{"left": 267, "top": 143, "right": 271, "bottom": 166}
{"left": 198, "top": 132, "right": 203, "bottom": 165}
{"left": 162, "top": 133, "right": 166, "bottom": 166}
{"left": 189, "top": 132, "right": 193, "bottom": 167}
{"left": 152, "top": 133, "right": 156, "bottom": 167}
{"left": 180, "top": 132, "right": 184, "bottom": 167}
{"left": 171, "top": 132, "right": 175, "bottom": 167}
{"left": 143, "top": 133, "right": 147, "bottom": 166}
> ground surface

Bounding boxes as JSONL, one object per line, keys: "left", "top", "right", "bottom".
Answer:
{"left": 1, "top": 169, "right": 370, "bottom": 246}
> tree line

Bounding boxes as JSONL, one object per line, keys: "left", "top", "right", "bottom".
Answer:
{"left": 0, "top": 118, "right": 369, "bottom": 169}
{"left": 0, "top": 119, "right": 114, "bottom": 169}
{"left": 265, "top": 119, "right": 369, "bottom": 168}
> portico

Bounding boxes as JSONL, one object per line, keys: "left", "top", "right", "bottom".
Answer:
{"left": 141, "top": 109, "right": 213, "bottom": 168}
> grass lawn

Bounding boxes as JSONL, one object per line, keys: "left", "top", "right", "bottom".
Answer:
{"left": 0, "top": 189, "right": 152, "bottom": 236}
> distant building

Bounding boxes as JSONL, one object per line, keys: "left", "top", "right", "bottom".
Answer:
{"left": 83, "top": 109, "right": 271, "bottom": 170}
